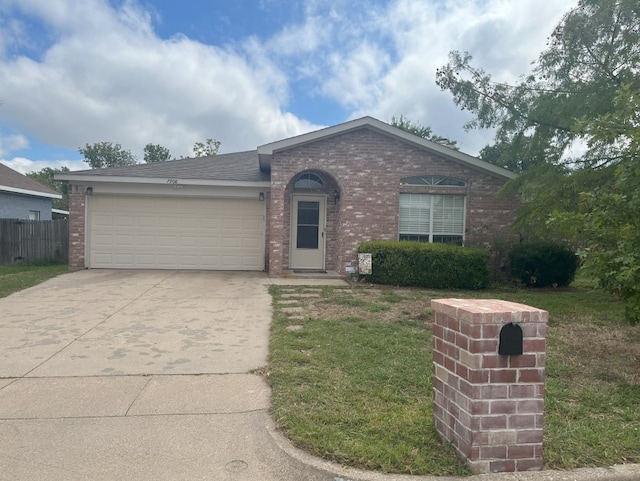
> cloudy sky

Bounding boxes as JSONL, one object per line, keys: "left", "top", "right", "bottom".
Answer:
{"left": 0, "top": 0, "right": 576, "bottom": 174}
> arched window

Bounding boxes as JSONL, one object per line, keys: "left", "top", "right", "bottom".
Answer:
{"left": 294, "top": 172, "right": 324, "bottom": 189}
{"left": 400, "top": 175, "right": 465, "bottom": 187}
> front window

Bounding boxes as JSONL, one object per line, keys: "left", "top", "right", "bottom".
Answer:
{"left": 29, "top": 210, "right": 40, "bottom": 220}
{"left": 399, "top": 194, "right": 465, "bottom": 245}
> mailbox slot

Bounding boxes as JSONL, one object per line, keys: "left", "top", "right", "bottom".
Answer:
{"left": 498, "top": 322, "right": 523, "bottom": 355}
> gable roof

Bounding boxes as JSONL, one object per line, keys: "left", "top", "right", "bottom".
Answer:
{"left": 57, "top": 117, "right": 516, "bottom": 185}
{"left": 57, "top": 150, "right": 270, "bottom": 186}
{"left": 257, "top": 116, "right": 517, "bottom": 180}
{"left": 0, "top": 162, "right": 61, "bottom": 199}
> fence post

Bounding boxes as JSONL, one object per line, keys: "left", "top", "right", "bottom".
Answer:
{"left": 431, "top": 298, "right": 548, "bottom": 474}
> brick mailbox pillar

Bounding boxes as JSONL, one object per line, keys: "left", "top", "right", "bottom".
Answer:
{"left": 431, "top": 299, "right": 548, "bottom": 474}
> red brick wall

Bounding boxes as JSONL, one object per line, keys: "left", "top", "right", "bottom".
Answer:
{"left": 268, "top": 128, "right": 517, "bottom": 274}
{"left": 68, "top": 183, "right": 87, "bottom": 269}
{"left": 431, "top": 299, "right": 548, "bottom": 474}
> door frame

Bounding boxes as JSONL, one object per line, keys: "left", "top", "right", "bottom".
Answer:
{"left": 289, "top": 194, "right": 326, "bottom": 270}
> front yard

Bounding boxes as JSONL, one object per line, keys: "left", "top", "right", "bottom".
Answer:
{"left": 265, "top": 283, "right": 640, "bottom": 476}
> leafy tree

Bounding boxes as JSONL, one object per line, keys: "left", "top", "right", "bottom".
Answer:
{"left": 144, "top": 143, "right": 171, "bottom": 163}
{"left": 436, "top": 0, "right": 640, "bottom": 322}
{"left": 391, "top": 115, "right": 458, "bottom": 149}
{"left": 79, "top": 142, "right": 137, "bottom": 169}
{"left": 192, "top": 138, "right": 221, "bottom": 157}
{"left": 569, "top": 85, "right": 640, "bottom": 323}
{"left": 27, "top": 166, "right": 70, "bottom": 210}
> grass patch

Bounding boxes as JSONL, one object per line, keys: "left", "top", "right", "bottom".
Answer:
{"left": 266, "top": 284, "right": 640, "bottom": 475}
{"left": 0, "top": 263, "right": 68, "bottom": 298}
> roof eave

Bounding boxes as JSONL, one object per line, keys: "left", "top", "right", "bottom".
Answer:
{"left": 0, "top": 185, "right": 62, "bottom": 199}
{"left": 55, "top": 174, "right": 270, "bottom": 188}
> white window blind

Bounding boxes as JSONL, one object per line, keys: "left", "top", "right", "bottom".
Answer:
{"left": 399, "top": 194, "right": 465, "bottom": 244}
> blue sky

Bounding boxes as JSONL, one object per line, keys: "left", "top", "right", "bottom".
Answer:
{"left": 0, "top": 0, "right": 576, "bottom": 173}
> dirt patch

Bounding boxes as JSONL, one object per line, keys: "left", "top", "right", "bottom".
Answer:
{"left": 311, "top": 286, "right": 434, "bottom": 324}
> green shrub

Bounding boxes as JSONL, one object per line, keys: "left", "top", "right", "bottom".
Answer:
{"left": 509, "top": 241, "right": 579, "bottom": 287}
{"left": 357, "top": 240, "right": 489, "bottom": 290}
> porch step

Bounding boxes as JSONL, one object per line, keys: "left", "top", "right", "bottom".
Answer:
{"left": 279, "top": 270, "right": 344, "bottom": 280}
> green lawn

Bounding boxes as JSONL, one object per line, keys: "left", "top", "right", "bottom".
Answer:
{"left": 265, "top": 284, "right": 640, "bottom": 476}
{"left": 0, "top": 263, "right": 69, "bottom": 298}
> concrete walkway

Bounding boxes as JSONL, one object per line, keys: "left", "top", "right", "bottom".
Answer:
{"left": 1, "top": 269, "right": 637, "bottom": 481}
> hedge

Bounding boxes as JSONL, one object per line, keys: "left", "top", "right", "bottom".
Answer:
{"left": 357, "top": 240, "right": 489, "bottom": 290}
{"left": 509, "top": 241, "right": 579, "bottom": 287}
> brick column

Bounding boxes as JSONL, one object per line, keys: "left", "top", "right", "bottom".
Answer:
{"left": 431, "top": 299, "right": 548, "bottom": 474}
{"left": 68, "top": 183, "right": 87, "bottom": 269}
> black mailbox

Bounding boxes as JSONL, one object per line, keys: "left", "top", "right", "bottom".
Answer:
{"left": 498, "top": 322, "right": 523, "bottom": 355}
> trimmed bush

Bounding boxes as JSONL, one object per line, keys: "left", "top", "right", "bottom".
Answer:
{"left": 509, "top": 241, "right": 579, "bottom": 287}
{"left": 358, "top": 240, "right": 489, "bottom": 290}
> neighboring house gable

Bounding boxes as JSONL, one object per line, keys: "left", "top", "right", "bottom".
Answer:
{"left": 58, "top": 117, "right": 517, "bottom": 273}
{"left": 0, "top": 163, "right": 61, "bottom": 220}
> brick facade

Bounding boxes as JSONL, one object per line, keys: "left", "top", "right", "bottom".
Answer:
{"left": 68, "top": 183, "right": 87, "bottom": 269}
{"left": 431, "top": 299, "right": 548, "bottom": 474}
{"left": 269, "top": 128, "right": 516, "bottom": 275}
{"left": 64, "top": 121, "right": 517, "bottom": 273}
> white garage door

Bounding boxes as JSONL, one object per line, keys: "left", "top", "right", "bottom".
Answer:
{"left": 89, "top": 195, "right": 265, "bottom": 270}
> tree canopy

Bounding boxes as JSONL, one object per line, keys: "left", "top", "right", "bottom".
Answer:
{"left": 27, "top": 166, "right": 70, "bottom": 211}
{"left": 79, "top": 142, "right": 137, "bottom": 169}
{"left": 436, "top": 0, "right": 640, "bottom": 322}
{"left": 390, "top": 115, "right": 458, "bottom": 149}
{"left": 192, "top": 138, "right": 221, "bottom": 157}
{"left": 79, "top": 137, "right": 222, "bottom": 167}
{"left": 143, "top": 143, "right": 171, "bottom": 163}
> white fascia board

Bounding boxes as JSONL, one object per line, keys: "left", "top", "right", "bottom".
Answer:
{"left": 55, "top": 174, "right": 270, "bottom": 188}
{"left": 0, "top": 185, "right": 62, "bottom": 199}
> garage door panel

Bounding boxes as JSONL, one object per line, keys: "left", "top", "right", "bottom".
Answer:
{"left": 89, "top": 195, "right": 264, "bottom": 270}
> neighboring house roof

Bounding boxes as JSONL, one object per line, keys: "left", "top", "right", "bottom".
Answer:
{"left": 0, "top": 162, "right": 62, "bottom": 199}
{"left": 258, "top": 116, "right": 517, "bottom": 180}
{"left": 57, "top": 150, "right": 270, "bottom": 186}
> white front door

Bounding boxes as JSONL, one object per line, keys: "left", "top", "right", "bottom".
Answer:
{"left": 290, "top": 195, "right": 325, "bottom": 270}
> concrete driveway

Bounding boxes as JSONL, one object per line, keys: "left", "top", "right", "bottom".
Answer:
{"left": 0, "top": 269, "right": 335, "bottom": 481}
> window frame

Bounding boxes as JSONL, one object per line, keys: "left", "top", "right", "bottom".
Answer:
{"left": 294, "top": 172, "right": 324, "bottom": 189}
{"left": 400, "top": 175, "right": 466, "bottom": 187}
{"left": 398, "top": 193, "right": 466, "bottom": 246}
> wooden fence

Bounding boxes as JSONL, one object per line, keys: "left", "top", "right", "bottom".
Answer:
{"left": 0, "top": 219, "right": 69, "bottom": 264}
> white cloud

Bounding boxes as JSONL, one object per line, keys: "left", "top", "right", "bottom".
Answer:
{"left": 0, "top": 0, "right": 319, "bottom": 165}
{"left": 0, "top": 133, "right": 29, "bottom": 156}
{"left": 338, "top": 0, "right": 577, "bottom": 152}
{"left": 0, "top": 0, "right": 579, "bottom": 170}
{"left": 1, "top": 157, "right": 85, "bottom": 174}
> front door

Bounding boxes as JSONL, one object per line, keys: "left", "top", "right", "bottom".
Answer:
{"left": 290, "top": 195, "right": 325, "bottom": 270}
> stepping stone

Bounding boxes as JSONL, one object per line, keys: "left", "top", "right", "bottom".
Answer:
{"left": 281, "top": 307, "right": 305, "bottom": 315}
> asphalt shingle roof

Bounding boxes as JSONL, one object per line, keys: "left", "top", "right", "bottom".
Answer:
{"left": 66, "top": 151, "right": 269, "bottom": 182}
{"left": 0, "top": 162, "right": 60, "bottom": 196}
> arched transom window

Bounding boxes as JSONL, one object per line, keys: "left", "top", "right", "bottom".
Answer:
{"left": 400, "top": 175, "right": 465, "bottom": 187}
{"left": 294, "top": 172, "right": 324, "bottom": 189}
